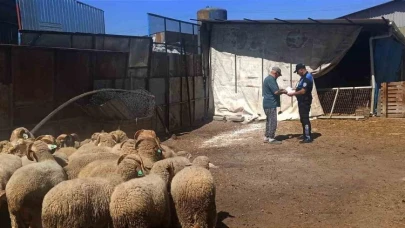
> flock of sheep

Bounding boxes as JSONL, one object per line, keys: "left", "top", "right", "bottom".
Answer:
{"left": 0, "top": 127, "right": 217, "bottom": 228}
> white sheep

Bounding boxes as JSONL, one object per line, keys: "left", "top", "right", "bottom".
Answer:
{"left": 0, "top": 154, "right": 22, "bottom": 209}
{"left": 110, "top": 129, "right": 129, "bottom": 143}
{"left": 111, "top": 139, "right": 136, "bottom": 156}
{"left": 53, "top": 147, "right": 77, "bottom": 159}
{"left": 171, "top": 164, "right": 217, "bottom": 228}
{"left": 42, "top": 178, "right": 115, "bottom": 228}
{"left": 6, "top": 140, "right": 67, "bottom": 228}
{"left": 42, "top": 154, "right": 146, "bottom": 228}
{"left": 109, "top": 158, "right": 180, "bottom": 228}
{"left": 64, "top": 151, "right": 119, "bottom": 179}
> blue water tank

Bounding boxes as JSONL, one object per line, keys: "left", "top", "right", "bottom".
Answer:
{"left": 197, "top": 7, "right": 227, "bottom": 24}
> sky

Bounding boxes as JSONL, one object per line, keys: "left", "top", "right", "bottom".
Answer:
{"left": 82, "top": 0, "right": 389, "bottom": 36}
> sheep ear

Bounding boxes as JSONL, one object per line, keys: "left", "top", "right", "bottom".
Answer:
{"left": 35, "top": 135, "right": 45, "bottom": 141}
{"left": 134, "top": 130, "right": 144, "bottom": 140}
{"left": 27, "top": 149, "right": 38, "bottom": 162}
{"left": 134, "top": 139, "right": 143, "bottom": 149}
{"left": 70, "top": 133, "right": 79, "bottom": 141}
{"left": 119, "top": 140, "right": 127, "bottom": 149}
{"left": 110, "top": 134, "right": 117, "bottom": 142}
{"left": 117, "top": 154, "right": 128, "bottom": 165}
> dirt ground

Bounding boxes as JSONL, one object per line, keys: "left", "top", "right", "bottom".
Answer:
{"left": 163, "top": 118, "right": 405, "bottom": 228}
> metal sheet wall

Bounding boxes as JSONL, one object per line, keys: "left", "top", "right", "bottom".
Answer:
{"left": 0, "top": 0, "right": 18, "bottom": 44}
{"left": 17, "top": 0, "right": 105, "bottom": 33}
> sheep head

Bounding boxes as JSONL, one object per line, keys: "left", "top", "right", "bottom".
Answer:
{"left": 119, "top": 139, "right": 136, "bottom": 154}
{"left": 10, "top": 127, "right": 34, "bottom": 142}
{"left": 8, "top": 139, "right": 31, "bottom": 157}
{"left": 135, "top": 137, "right": 163, "bottom": 160}
{"left": 117, "top": 153, "right": 146, "bottom": 181}
{"left": 134, "top": 129, "right": 157, "bottom": 140}
{"left": 110, "top": 130, "right": 129, "bottom": 143}
{"left": 27, "top": 140, "right": 54, "bottom": 162}
{"left": 150, "top": 160, "right": 176, "bottom": 191}
{"left": 0, "top": 140, "right": 12, "bottom": 154}
{"left": 95, "top": 133, "right": 117, "bottom": 147}
{"left": 91, "top": 132, "right": 100, "bottom": 142}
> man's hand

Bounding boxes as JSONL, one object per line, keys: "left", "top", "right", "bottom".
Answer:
{"left": 279, "top": 89, "right": 287, "bottom": 94}
{"left": 287, "top": 92, "right": 295, "bottom": 97}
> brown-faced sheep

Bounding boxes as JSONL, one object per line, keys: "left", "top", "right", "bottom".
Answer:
{"left": 9, "top": 127, "right": 34, "bottom": 142}
{"left": 109, "top": 161, "right": 174, "bottom": 228}
{"left": 6, "top": 140, "right": 67, "bottom": 228}
{"left": 134, "top": 129, "right": 157, "bottom": 140}
{"left": 7, "top": 139, "right": 31, "bottom": 157}
{"left": 110, "top": 129, "right": 128, "bottom": 143}
{"left": 135, "top": 137, "right": 164, "bottom": 172}
{"left": 171, "top": 165, "right": 217, "bottom": 228}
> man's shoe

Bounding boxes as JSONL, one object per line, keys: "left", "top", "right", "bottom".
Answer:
{"left": 299, "top": 138, "right": 313, "bottom": 144}
{"left": 268, "top": 139, "right": 282, "bottom": 144}
{"left": 263, "top": 137, "right": 269, "bottom": 142}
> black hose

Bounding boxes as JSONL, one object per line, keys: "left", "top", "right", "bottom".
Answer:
{"left": 31, "top": 89, "right": 155, "bottom": 135}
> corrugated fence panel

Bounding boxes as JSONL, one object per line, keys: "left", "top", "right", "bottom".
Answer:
{"left": 17, "top": 0, "right": 105, "bottom": 33}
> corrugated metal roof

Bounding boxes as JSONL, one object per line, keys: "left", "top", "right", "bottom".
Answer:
{"left": 199, "top": 18, "right": 390, "bottom": 25}
{"left": 17, "top": 0, "right": 105, "bottom": 34}
{"left": 339, "top": 0, "right": 404, "bottom": 19}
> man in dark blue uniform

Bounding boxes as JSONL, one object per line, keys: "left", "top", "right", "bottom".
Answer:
{"left": 288, "top": 63, "right": 314, "bottom": 143}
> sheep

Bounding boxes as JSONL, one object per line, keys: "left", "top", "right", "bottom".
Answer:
{"left": 0, "top": 154, "right": 22, "bottom": 209}
{"left": 53, "top": 147, "right": 77, "bottom": 159}
{"left": 111, "top": 139, "right": 136, "bottom": 156}
{"left": 64, "top": 151, "right": 119, "bottom": 179}
{"left": 109, "top": 159, "right": 175, "bottom": 228}
{"left": 78, "top": 153, "right": 145, "bottom": 181}
{"left": 9, "top": 127, "right": 34, "bottom": 142}
{"left": 42, "top": 178, "right": 115, "bottom": 228}
{"left": 56, "top": 133, "right": 81, "bottom": 148}
{"left": 110, "top": 129, "right": 128, "bottom": 143}
{"left": 21, "top": 154, "right": 68, "bottom": 168}
{"left": 134, "top": 129, "right": 157, "bottom": 140}
{"left": 171, "top": 165, "right": 217, "bottom": 228}
{"left": 6, "top": 140, "right": 67, "bottom": 228}
{"left": 0, "top": 141, "right": 13, "bottom": 154}
{"left": 135, "top": 137, "right": 164, "bottom": 172}
{"left": 7, "top": 139, "right": 30, "bottom": 157}
{"left": 42, "top": 154, "right": 146, "bottom": 228}
{"left": 94, "top": 132, "right": 117, "bottom": 147}
{"left": 69, "top": 143, "right": 112, "bottom": 160}
{"left": 160, "top": 144, "right": 192, "bottom": 160}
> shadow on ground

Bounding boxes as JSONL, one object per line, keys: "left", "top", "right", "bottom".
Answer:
{"left": 275, "top": 132, "right": 322, "bottom": 141}
{"left": 216, "top": 211, "right": 235, "bottom": 228}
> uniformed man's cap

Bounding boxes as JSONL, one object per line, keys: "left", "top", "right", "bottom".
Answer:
{"left": 294, "top": 63, "right": 306, "bottom": 73}
{"left": 272, "top": 66, "right": 282, "bottom": 76}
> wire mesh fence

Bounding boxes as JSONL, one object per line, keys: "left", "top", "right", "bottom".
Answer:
{"left": 317, "top": 87, "right": 371, "bottom": 117}
{"left": 147, "top": 13, "right": 205, "bottom": 131}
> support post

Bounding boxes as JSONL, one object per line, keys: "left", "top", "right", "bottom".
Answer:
{"left": 329, "top": 88, "right": 340, "bottom": 118}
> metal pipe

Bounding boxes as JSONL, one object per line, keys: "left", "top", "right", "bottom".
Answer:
{"left": 30, "top": 89, "right": 155, "bottom": 135}
{"left": 329, "top": 88, "right": 340, "bottom": 118}
{"left": 317, "top": 86, "right": 372, "bottom": 92}
{"left": 369, "top": 22, "right": 393, "bottom": 114}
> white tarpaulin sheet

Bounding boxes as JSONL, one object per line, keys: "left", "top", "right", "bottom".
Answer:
{"left": 210, "top": 23, "right": 362, "bottom": 121}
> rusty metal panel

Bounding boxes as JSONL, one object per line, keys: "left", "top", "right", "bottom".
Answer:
{"left": 0, "top": 84, "right": 11, "bottom": 128}
{"left": 72, "top": 35, "right": 93, "bottom": 49}
{"left": 13, "top": 102, "right": 54, "bottom": 126}
{"left": 95, "top": 52, "right": 127, "bottom": 79}
{"left": 12, "top": 47, "right": 54, "bottom": 105}
{"left": 55, "top": 50, "right": 92, "bottom": 102}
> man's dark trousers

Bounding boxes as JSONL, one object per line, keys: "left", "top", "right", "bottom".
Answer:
{"left": 298, "top": 97, "right": 312, "bottom": 140}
